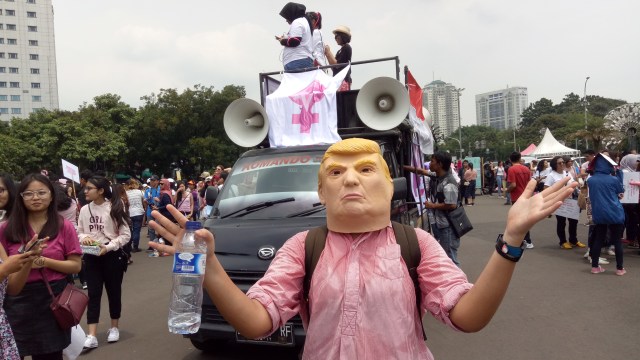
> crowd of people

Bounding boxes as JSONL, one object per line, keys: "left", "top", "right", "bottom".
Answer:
{"left": 0, "top": 164, "right": 231, "bottom": 359}
{"left": 450, "top": 149, "right": 639, "bottom": 275}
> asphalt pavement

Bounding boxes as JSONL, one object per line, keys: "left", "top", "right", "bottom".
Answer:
{"left": 76, "top": 194, "right": 640, "bottom": 360}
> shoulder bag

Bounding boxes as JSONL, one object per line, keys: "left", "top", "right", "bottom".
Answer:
{"left": 445, "top": 205, "right": 473, "bottom": 238}
{"left": 40, "top": 270, "right": 88, "bottom": 329}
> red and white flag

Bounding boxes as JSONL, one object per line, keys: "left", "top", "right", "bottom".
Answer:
{"left": 266, "top": 66, "right": 349, "bottom": 147}
{"left": 406, "top": 70, "right": 434, "bottom": 155}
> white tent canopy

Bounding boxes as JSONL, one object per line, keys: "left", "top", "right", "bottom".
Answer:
{"left": 529, "top": 129, "right": 580, "bottom": 158}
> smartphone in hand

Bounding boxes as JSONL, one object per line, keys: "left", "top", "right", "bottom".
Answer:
{"left": 18, "top": 238, "right": 45, "bottom": 254}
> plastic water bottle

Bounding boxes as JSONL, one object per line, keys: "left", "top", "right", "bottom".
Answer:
{"left": 168, "top": 221, "right": 206, "bottom": 334}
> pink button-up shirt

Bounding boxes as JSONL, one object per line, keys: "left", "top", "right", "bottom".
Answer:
{"left": 247, "top": 224, "right": 473, "bottom": 360}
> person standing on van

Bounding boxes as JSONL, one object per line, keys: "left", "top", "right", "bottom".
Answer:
{"left": 277, "top": 2, "right": 314, "bottom": 71}
{"left": 78, "top": 176, "right": 131, "bottom": 350}
{"left": 324, "top": 25, "right": 352, "bottom": 91}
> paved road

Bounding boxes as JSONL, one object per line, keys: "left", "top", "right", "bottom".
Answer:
{"left": 77, "top": 195, "right": 640, "bottom": 360}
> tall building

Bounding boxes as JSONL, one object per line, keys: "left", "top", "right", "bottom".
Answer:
{"left": 475, "top": 87, "right": 528, "bottom": 130}
{"left": 0, "top": 0, "right": 58, "bottom": 121}
{"left": 423, "top": 80, "right": 462, "bottom": 140}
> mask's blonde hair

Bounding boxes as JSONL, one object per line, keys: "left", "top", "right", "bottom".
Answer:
{"left": 318, "top": 138, "right": 392, "bottom": 187}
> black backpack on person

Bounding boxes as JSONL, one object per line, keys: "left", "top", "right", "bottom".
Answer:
{"left": 302, "top": 221, "right": 426, "bottom": 339}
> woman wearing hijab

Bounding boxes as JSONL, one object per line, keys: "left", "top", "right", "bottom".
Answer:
{"left": 587, "top": 154, "right": 626, "bottom": 275}
{"left": 324, "top": 25, "right": 352, "bottom": 91}
{"left": 276, "top": 2, "right": 314, "bottom": 71}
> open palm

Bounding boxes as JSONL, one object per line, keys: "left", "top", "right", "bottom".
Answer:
{"left": 506, "top": 177, "right": 576, "bottom": 241}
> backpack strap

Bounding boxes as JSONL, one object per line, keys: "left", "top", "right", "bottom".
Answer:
{"left": 304, "top": 226, "right": 328, "bottom": 302}
{"left": 303, "top": 223, "right": 426, "bottom": 340}
{"left": 391, "top": 221, "right": 426, "bottom": 340}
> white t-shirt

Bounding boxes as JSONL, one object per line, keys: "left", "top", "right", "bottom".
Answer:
{"left": 496, "top": 166, "right": 505, "bottom": 177}
{"left": 311, "top": 29, "right": 327, "bottom": 66}
{"left": 282, "top": 18, "right": 313, "bottom": 65}
{"left": 126, "top": 189, "right": 145, "bottom": 217}
{"left": 544, "top": 170, "right": 575, "bottom": 187}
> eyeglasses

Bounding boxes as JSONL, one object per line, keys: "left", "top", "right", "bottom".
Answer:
{"left": 20, "top": 190, "right": 50, "bottom": 200}
{"left": 85, "top": 186, "right": 97, "bottom": 192}
{"left": 159, "top": 182, "right": 164, "bottom": 185}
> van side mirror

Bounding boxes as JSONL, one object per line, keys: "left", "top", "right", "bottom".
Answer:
{"left": 392, "top": 177, "right": 407, "bottom": 201}
{"left": 205, "top": 186, "right": 219, "bottom": 206}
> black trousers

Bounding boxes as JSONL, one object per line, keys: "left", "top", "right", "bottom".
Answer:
{"left": 84, "top": 250, "right": 125, "bottom": 324}
{"left": 556, "top": 215, "right": 578, "bottom": 244}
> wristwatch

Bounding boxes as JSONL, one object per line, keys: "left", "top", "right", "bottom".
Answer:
{"left": 495, "top": 234, "right": 526, "bottom": 262}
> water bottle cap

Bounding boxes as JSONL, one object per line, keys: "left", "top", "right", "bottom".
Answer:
{"left": 185, "top": 221, "right": 202, "bottom": 231}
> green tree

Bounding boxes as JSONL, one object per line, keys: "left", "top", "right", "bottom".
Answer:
{"left": 131, "top": 84, "right": 246, "bottom": 177}
{"left": 520, "top": 98, "right": 554, "bottom": 127}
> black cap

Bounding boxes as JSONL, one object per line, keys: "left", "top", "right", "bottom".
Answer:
{"left": 149, "top": 175, "right": 159, "bottom": 181}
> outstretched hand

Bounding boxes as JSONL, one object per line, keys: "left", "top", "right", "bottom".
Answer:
{"left": 505, "top": 177, "right": 576, "bottom": 243}
{"left": 148, "top": 205, "right": 215, "bottom": 256}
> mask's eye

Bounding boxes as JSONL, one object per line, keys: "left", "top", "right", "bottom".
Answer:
{"left": 329, "top": 168, "right": 342, "bottom": 176}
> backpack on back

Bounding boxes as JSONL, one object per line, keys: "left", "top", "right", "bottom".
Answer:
{"left": 302, "top": 221, "right": 426, "bottom": 339}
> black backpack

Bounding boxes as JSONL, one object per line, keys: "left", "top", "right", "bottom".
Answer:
{"left": 302, "top": 221, "right": 426, "bottom": 339}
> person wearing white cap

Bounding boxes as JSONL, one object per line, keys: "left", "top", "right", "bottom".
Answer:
{"left": 324, "top": 25, "right": 352, "bottom": 91}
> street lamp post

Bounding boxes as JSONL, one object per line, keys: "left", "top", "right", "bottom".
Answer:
{"left": 448, "top": 137, "right": 463, "bottom": 159}
{"left": 455, "top": 88, "right": 465, "bottom": 160}
{"left": 583, "top": 76, "right": 590, "bottom": 148}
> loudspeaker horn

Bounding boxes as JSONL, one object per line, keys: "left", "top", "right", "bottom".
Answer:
{"left": 356, "top": 77, "right": 410, "bottom": 131}
{"left": 223, "top": 98, "right": 270, "bottom": 147}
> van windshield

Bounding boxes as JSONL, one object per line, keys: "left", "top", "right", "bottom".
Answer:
{"left": 216, "top": 151, "right": 325, "bottom": 219}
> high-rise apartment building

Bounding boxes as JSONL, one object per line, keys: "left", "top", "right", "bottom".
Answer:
{"left": 423, "top": 80, "right": 462, "bottom": 140}
{"left": 0, "top": 0, "right": 58, "bottom": 121}
{"left": 475, "top": 87, "right": 528, "bottom": 130}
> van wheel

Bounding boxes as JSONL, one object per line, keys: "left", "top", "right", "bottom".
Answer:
{"left": 190, "top": 338, "right": 224, "bottom": 352}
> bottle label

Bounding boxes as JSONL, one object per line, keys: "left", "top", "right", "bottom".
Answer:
{"left": 172, "top": 252, "right": 206, "bottom": 275}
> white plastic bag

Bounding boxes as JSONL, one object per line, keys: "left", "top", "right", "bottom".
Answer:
{"left": 63, "top": 325, "right": 86, "bottom": 360}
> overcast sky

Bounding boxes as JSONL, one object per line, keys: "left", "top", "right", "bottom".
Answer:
{"left": 52, "top": 0, "right": 639, "bottom": 126}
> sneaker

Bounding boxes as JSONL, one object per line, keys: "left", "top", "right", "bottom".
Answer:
{"left": 607, "top": 246, "right": 615, "bottom": 256}
{"left": 107, "top": 327, "right": 120, "bottom": 343}
{"left": 573, "top": 241, "right": 587, "bottom": 248}
{"left": 615, "top": 268, "right": 627, "bottom": 276}
{"left": 149, "top": 251, "right": 159, "bottom": 258}
{"left": 591, "top": 266, "right": 606, "bottom": 274}
{"left": 560, "top": 243, "right": 573, "bottom": 250}
{"left": 84, "top": 335, "right": 98, "bottom": 349}
{"left": 628, "top": 242, "right": 640, "bottom": 249}
{"left": 82, "top": 282, "right": 88, "bottom": 290}
{"left": 587, "top": 256, "right": 610, "bottom": 265}
{"left": 583, "top": 249, "right": 590, "bottom": 258}
{"left": 526, "top": 243, "right": 534, "bottom": 249}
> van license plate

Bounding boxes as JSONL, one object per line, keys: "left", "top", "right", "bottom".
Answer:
{"left": 236, "top": 324, "right": 294, "bottom": 346}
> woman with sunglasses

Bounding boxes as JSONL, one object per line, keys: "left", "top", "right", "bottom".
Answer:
{"left": 544, "top": 156, "right": 586, "bottom": 250}
{"left": 77, "top": 176, "right": 131, "bottom": 350}
{"left": 324, "top": 25, "right": 352, "bottom": 91}
{"left": 1, "top": 173, "right": 82, "bottom": 359}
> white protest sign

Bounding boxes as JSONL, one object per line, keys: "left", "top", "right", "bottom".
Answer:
{"left": 61, "top": 159, "right": 80, "bottom": 184}
{"left": 621, "top": 172, "right": 640, "bottom": 204}
{"left": 554, "top": 198, "right": 580, "bottom": 220}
